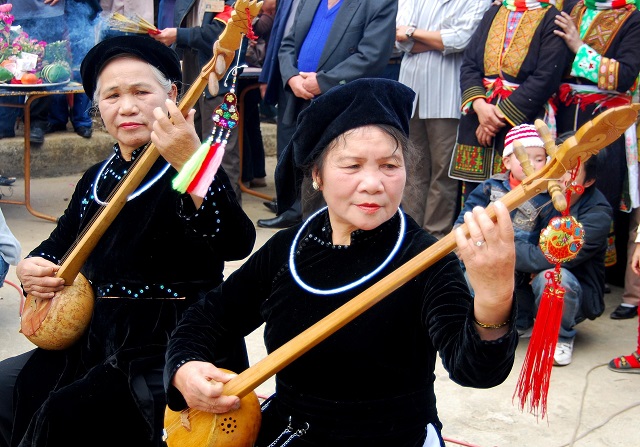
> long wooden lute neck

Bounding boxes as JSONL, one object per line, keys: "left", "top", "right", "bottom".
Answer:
{"left": 220, "top": 104, "right": 640, "bottom": 399}
{"left": 57, "top": 1, "right": 262, "bottom": 285}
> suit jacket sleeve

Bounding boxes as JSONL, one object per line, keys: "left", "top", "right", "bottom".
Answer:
{"left": 314, "top": 0, "right": 397, "bottom": 93}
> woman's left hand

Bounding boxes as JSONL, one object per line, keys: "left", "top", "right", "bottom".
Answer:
{"left": 151, "top": 99, "right": 202, "bottom": 171}
{"left": 455, "top": 201, "right": 515, "bottom": 327}
{"left": 554, "top": 12, "right": 582, "bottom": 53}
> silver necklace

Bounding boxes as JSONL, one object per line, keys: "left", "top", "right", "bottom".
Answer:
{"left": 289, "top": 206, "right": 405, "bottom": 295}
{"left": 92, "top": 153, "right": 171, "bottom": 206}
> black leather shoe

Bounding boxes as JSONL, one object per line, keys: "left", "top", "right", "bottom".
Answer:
{"left": 263, "top": 200, "right": 277, "bottom": 214}
{"left": 30, "top": 127, "right": 45, "bottom": 144}
{"left": 75, "top": 126, "right": 93, "bottom": 138}
{"left": 610, "top": 304, "right": 638, "bottom": 320}
{"left": 257, "top": 210, "right": 302, "bottom": 229}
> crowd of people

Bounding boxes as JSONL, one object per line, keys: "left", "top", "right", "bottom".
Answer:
{"left": 251, "top": 0, "right": 640, "bottom": 368}
{"left": 0, "top": 0, "right": 639, "bottom": 445}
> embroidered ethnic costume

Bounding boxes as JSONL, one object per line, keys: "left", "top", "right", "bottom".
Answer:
{"left": 555, "top": 0, "right": 640, "bottom": 269}
{"left": 450, "top": 1, "right": 567, "bottom": 184}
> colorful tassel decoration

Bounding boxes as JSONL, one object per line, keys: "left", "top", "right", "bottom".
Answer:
{"left": 173, "top": 88, "right": 238, "bottom": 197}
{"left": 172, "top": 17, "right": 256, "bottom": 197}
{"left": 172, "top": 15, "right": 254, "bottom": 198}
{"left": 514, "top": 161, "right": 585, "bottom": 419}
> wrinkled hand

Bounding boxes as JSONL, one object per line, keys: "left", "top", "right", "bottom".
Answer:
{"left": 173, "top": 361, "right": 241, "bottom": 414}
{"left": 151, "top": 99, "right": 202, "bottom": 172}
{"left": 288, "top": 75, "right": 315, "bottom": 100}
{"left": 455, "top": 201, "right": 515, "bottom": 321}
{"left": 554, "top": 12, "right": 582, "bottom": 53}
{"left": 16, "top": 257, "right": 65, "bottom": 299}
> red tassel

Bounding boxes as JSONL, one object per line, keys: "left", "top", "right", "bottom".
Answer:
{"left": 514, "top": 267, "right": 565, "bottom": 419}
{"left": 244, "top": 7, "right": 259, "bottom": 40}
{"left": 513, "top": 159, "right": 585, "bottom": 419}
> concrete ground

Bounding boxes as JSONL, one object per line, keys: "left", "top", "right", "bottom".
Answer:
{"left": 0, "top": 134, "right": 638, "bottom": 447}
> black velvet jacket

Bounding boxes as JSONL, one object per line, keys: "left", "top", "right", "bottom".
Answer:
{"left": 12, "top": 145, "right": 256, "bottom": 447}
{"left": 166, "top": 210, "right": 518, "bottom": 446}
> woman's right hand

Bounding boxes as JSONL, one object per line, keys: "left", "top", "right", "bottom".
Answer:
{"left": 473, "top": 100, "right": 505, "bottom": 132}
{"left": 16, "top": 257, "right": 64, "bottom": 299}
{"left": 173, "top": 361, "right": 241, "bottom": 414}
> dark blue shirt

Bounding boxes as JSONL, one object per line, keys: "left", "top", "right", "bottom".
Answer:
{"left": 298, "top": 0, "right": 342, "bottom": 72}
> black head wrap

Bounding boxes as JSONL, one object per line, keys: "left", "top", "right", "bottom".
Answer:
{"left": 80, "top": 35, "right": 182, "bottom": 98}
{"left": 274, "top": 78, "right": 416, "bottom": 214}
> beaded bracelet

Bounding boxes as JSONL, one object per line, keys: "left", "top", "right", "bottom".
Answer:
{"left": 473, "top": 318, "right": 510, "bottom": 329}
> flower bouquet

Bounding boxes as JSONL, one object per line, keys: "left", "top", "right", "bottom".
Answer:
{"left": 0, "top": 4, "right": 71, "bottom": 86}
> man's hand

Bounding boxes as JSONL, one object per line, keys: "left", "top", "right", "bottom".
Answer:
{"left": 299, "top": 72, "right": 321, "bottom": 96}
{"left": 396, "top": 25, "right": 413, "bottom": 43}
{"left": 288, "top": 75, "right": 315, "bottom": 100}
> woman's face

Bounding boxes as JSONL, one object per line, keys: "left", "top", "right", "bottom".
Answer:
{"left": 315, "top": 126, "right": 406, "bottom": 245}
{"left": 96, "top": 57, "right": 177, "bottom": 157}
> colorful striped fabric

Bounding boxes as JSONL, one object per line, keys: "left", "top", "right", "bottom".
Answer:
{"left": 584, "top": 0, "right": 636, "bottom": 9}
{"left": 502, "top": 0, "right": 553, "bottom": 11}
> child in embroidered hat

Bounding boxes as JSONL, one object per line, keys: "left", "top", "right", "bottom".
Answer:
{"left": 455, "top": 123, "right": 557, "bottom": 336}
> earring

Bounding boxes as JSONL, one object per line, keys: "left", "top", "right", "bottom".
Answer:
{"left": 312, "top": 180, "right": 320, "bottom": 191}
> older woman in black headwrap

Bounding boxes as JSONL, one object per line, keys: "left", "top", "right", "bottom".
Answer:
{"left": 0, "top": 35, "right": 255, "bottom": 447}
{"left": 165, "top": 78, "right": 518, "bottom": 447}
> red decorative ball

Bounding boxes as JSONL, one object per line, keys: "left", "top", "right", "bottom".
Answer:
{"left": 539, "top": 216, "right": 585, "bottom": 264}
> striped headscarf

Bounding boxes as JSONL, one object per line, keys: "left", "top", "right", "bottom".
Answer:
{"left": 503, "top": 0, "right": 555, "bottom": 11}
{"left": 584, "top": 0, "right": 636, "bottom": 9}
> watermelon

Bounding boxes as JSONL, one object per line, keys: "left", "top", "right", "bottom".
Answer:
{"left": 0, "top": 66, "right": 13, "bottom": 83}
{"left": 41, "top": 63, "right": 71, "bottom": 83}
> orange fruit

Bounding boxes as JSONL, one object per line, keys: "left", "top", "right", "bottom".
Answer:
{"left": 21, "top": 73, "right": 38, "bottom": 84}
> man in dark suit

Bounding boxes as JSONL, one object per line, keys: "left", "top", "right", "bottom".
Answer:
{"left": 257, "top": 0, "right": 397, "bottom": 228}
{"left": 257, "top": 0, "right": 299, "bottom": 216}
